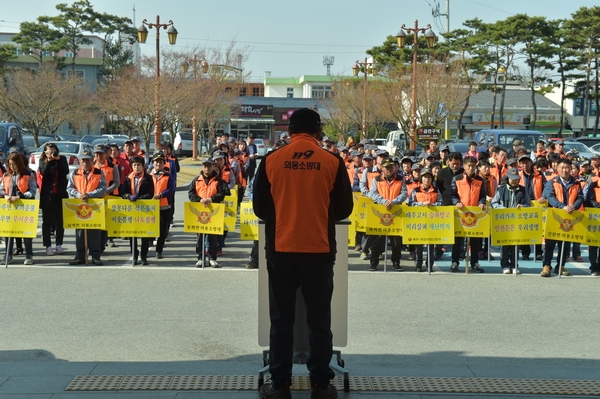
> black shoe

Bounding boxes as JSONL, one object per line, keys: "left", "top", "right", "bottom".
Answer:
{"left": 69, "top": 259, "right": 84, "bottom": 265}
{"left": 311, "top": 383, "right": 337, "bottom": 399}
{"left": 415, "top": 265, "right": 423, "bottom": 272}
{"left": 450, "top": 262, "right": 459, "bottom": 273}
{"left": 368, "top": 263, "right": 378, "bottom": 271}
{"left": 392, "top": 261, "right": 403, "bottom": 271}
{"left": 156, "top": 252, "right": 163, "bottom": 259}
{"left": 258, "top": 381, "right": 291, "bottom": 399}
{"left": 470, "top": 263, "right": 485, "bottom": 273}
{"left": 92, "top": 258, "right": 103, "bottom": 265}
{"left": 434, "top": 249, "right": 444, "bottom": 260}
{"left": 141, "top": 259, "right": 148, "bottom": 265}
{"left": 522, "top": 255, "right": 531, "bottom": 261}
{"left": 536, "top": 254, "right": 543, "bottom": 261}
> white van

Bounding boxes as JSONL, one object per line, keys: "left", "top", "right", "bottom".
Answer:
{"left": 386, "top": 130, "right": 405, "bottom": 157}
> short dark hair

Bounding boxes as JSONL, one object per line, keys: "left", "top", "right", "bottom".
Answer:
{"left": 469, "top": 141, "right": 477, "bottom": 147}
{"left": 288, "top": 108, "right": 322, "bottom": 135}
{"left": 556, "top": 158, "right": 572, "bottom": 168}
{"left": 548, "top": 153, "right": 561, "bottom": 163}
{"left": 447, "top": 152, "right": 463, "bottom": 162}
{"left": 463, "top": 156, "right": 477, "bottom": 165}
{"left": 536, "top": 157, "right": 549, "bottom": 168}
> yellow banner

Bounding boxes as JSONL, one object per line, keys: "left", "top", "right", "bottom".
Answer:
{"left": 184, "top": 202, "right": 225, "bottom": 235}
{"left": 347, "top": 208, "right": 356, "bottom": 247}
{"left": 586, "top": 208, "right": 600, "bottom": 246}
{"left": 454, "top": 206, "right": 490, "bottom": 238}
{"left": 354, "top": 194, "right": 371, "bottom": 233}
{"left": 106, "top": 199, "right": 160, "bottom": 237}
{"left": 223, "top": 193, "right": 238, "bottom": 231}
{"left": 63, "top": 198, "right": 105, "bottom": 229}
{"left": 366, "top": 204, "right": 403, "bottom": 236}
{"left": 491, "top": 207, "right": 543, "bottom": 246}
{"left": 239, "top": 202, "right": 259, "bottom": 241}
{"left": 403, "top": 205, "right": 454, "bottom": 244}
{"left": 0, "top": 199, "right": 39, "bottom": 238}
{"left": 544, "top": 208, "right": 587, "bottom": 243}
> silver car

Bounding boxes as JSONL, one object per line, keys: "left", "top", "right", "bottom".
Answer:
{"left": 254, "top": 138, "right": 268, "bottom": 157}
{"left": 28, "top": 141, "right": 94, "bottom": 174}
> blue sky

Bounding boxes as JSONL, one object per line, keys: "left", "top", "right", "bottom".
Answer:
{"left": 2, "top": 0, "right": 596, "bottom": 81}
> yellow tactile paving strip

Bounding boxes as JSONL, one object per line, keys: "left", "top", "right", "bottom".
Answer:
{"left": 65, "top": 375, "right": 600, "bottom": 395}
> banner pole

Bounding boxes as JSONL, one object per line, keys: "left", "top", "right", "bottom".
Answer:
{"left": 84, "top": 230, "right": 88, "bottom": 266}
{"left": 131, "top": 238, "right": 136, "bottom": 267}
{"left": 465, "top": 237, "right": 470, "bottom": 274}
{"left": 427, "top": 244, "right": 431, "bottom": 275}
{"left": 383, "top": 235, "right": 388, "bottom": 273}
{"left": 202, "top": 233, "right": 206, "bottom": 269}
{"left": 558, "top": 241, "right": 565, "bottom": 279}
{"left": 5, "top": 237, "right": 12, "bottom": 268}
{"left": 514, "top": 245, "right": 518, "bottom": 276}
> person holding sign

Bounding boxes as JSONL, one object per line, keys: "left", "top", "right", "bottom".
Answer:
{"left": 490, "top": 167, "right": 531, "bottom": 274}
{"left": 121, "top": 156, "right": 154, "bottom": 265}
{"left": 368, "top": 157, "right": 408, "bottom": 271}
{"left": 586, "top": 177, "right": 600, "bottom": 276}
{"left": 66, "top": 150, "right": 107, "bottom": 265}
{"left": 253, "top": 108, "right": 352, "bottom": 399}
{"left": 0, "top": 152, "right": 37, "bottom": 264}
{"left": 150, "top": 152, "right": 174, "bottom": 259}
{"left": 408, "top": 168, "right": 442, "bottom": 272}
{"left": 449, "top": 156, "right": 487, "bottom": 273}
{"left": 188, "top": 158, "right": 230, "bottom": 268}
{"left": 541, "top": 158, "right": 584, "bottom": 277}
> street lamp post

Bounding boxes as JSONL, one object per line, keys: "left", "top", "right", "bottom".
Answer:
{"left": 182, "top": 55, "right": 209, "bottom": 160}
{"left": 396, "top": 20, "right": 436, "bottom": 151}
{"left": 137, "top": 15, "right": 178, "bottom": 150}
{"left": 352, "top": 58, "right": 377, "bottom": 140}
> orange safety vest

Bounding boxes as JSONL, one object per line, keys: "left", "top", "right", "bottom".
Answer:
{"left": 519, "top": 170, "right": 544, "bottom": 200}
{"left": 414, "top": 185, "right": 438, "bottom": 203}
{"left": 150, "top": 170, "right": 170, "bottom": 207}
{"left": 552, "top": 179, "right": 583, "bottom": 211}
{"left": 128, "top": 171, "right": 147, "bottom": 196}
{"left": 236, "top": 154, "right": 248, "bottom": 187}
{"left": 220, "top": 167, "right": 232, "bottom": 186}
{"left": 3, "top": 173, "right": 30, "bottom": 195}
{"left": 405, "top": 180, "right": 420, "bottom": 197}
{"left": 195, "top": 176, "right": 219, "bottom": 199}
{"left": 533, "top": 150, "right": 547, "bottom": 159}
{"left": 455, "top": 175, "right": 484, "bottom": 207}
{"left": 374, "top": 175, "right": 403, "bottom": 201}
{"left": 73, "top": 167, "right": 102, "bottom": 194}
{"left": 364, "top": 168, "right": 380, "bottom": 190}
{"left": 480, "top": 175, "right": 497, "bottom": 199}
{"left": 96, "top": 161, "right": 116, "bottom": 195}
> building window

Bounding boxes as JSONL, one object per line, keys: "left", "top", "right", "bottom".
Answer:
{"left": 239, "top": 87, "right": 247, "bottom": 97}
{"left": 66, "top": 69, "right": 85, "bottom": 87}
{"left": 311, "top": 85, "right": 333, "bottom": 99}
{"left": 287, "top": 87, "right": 294, "bottom": 98}
{"left": 65, "top": 51, "right": 74, "bottom": 58}
{"left": 225, "top": 87, "right": 232, "bottom": 92}
{"left": 42, "top": 50, "right": 52, "bottom": 57}
{"left": 15, "top": 48, "right": 24, "bottom": 55}
{"left": 252, "top": 87, "right": 260, "bottom": 96}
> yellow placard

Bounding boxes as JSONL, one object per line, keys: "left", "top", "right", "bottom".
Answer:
{"left": 586, "top": 208, "right": 600, "bottom": 246}
{"left": 347, "top": 209, "right": 355, "bottom": 247}
{"left": 184, "top": 202, "right": 225, "bottom": 235}
{"left": 402, "top": 205, "right": 454, "bottom": 244}
{"left": 0, "top": 199, "right": 39, "bottom": 238}
{"left": 106, "top": 199, "right": 160, "bottom": 237}
{"left": 454, "top": 206, "right": 490, "bottom": 238}
{"left": 354, "top": 194, "right": 371, "bottom": 233}
{"left": 63, "top": 198, "right": 105, "bottom": 229}
{"left": 366, "top": 204, "right": 403, "bottom": 236}
{"left": 491, "top": 207, "right": 543, "bottom": 246}
{"left": 544, "top": 208, "right": 587, "bottom": 244}
{"left": 239, "top": 202, "right": 259, "bottom": 240}
{"left": 223, "top": 193, "right": 238, "bottom": 231}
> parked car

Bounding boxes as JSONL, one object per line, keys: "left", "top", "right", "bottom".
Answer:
{"left": 374, "top": 138, "right": 387, "bottom": 151}
{"left": 572, "top": 136, "right": 600, "bottom": 148}
{"left": 173, "top": 132, "right": 208, "bottom": 157}
{"left": 474, "top": 129, "right": 548, "bottom": 152}
{"left": 29, "top": 141, "right": 93, "bottom": 174}
{"left": 55, "top": 134, "right": 80, "bottom": 141}
{"left": 447, "top": 140, "right": 472, "bottom": 156}
{"left": 0, "top": 122, "right": 26, "bottom": 156}
{"left": 563, "top": 141, "right": 600, "bottom": 161}
{"left": 79, "top": 135, "right": 101, "bottom": 144}
{"left": 254, "top": 138, "right": 268, "bottom": 157}
{"left": 23, "top": 134, "right": 54, "bottom": 155}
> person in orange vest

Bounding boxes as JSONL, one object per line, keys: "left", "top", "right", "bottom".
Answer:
{"left": 120, "top": 156, "right": 154, "bottom": 265}
{"left": 188, "top": 158, "right": 230, "bottom": 268}
{"left": 590, "top": 154, "right": 600, "bottom": 178}
{"left": 0, "top": 152, "right": 37, "bottom": 264}
{"left": 566, "top": 162, "right": 587, "bottom": 262}
{"left": 408, "top": 168, "right": 442, "bottom": 272}
{"left": 449, "top": 156, "right": 487, "bottom": 273}
{"left": 541, "top": 158, "right": 584, "bottom": 277}
{"left": 518, "top": 155, "right": 547, "bottom": 260}
{"left": 490, "top": 147, "right": 508, "bottom": 183}
{"left": 532, "top": 140, "right": 548, "bottom": 159}
{"left": 347, "top": 150, "right": 363, "bottom": 186}
{"left": 368, "top": 157, "right": 408, "bottom": 271}
{"left": 94, "top": 144, "right": 120, "bottom": 250}
{"left": 477, "top": 159, "right": 497, "bottom": 261}
{"left": 110, "top": 143, "right": 131, "bottom": 186}
{"left": 554, "top": 139, "right": 567, "bottom": 158}
{"left": 119, "top": 140, "right": 135, "bottom": 165}
{"left": 131, "top": 137, "right": 147, "bottom": 159}
{"left": 586, "top": 176, "right": 600, "bottom": 276}
{"left": 66, "top": 149, "right": 107, "bottom": 265}
{"left": 149, "top": 152, "right": 174, "bottom": 259}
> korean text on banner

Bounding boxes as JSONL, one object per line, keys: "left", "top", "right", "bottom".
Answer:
{"left": 491, "top": 207, "right": 543, "bottom": 246}
{"left": 106, "top": 199, "right": 160, "bottom": 238}
{"left": 0, "top": 199, "right": 38, "bottom": 238}
{"left": 184, "top": 202, "right": 225, "bottom": 235}
{"left": 586, "top": 208, "right": 600, "bottom": 246}
{"left": 239, "top": 202, "right": 259, "bottom": 241}
{"left": 403, "top": 205, "right": 454, "bottom": 244}
{"left": 62, "top": 198, "right": 105, "bottom": 230}
{"left": 366, "top": 204, "right": 403, "bottom": 236}
{"left": 223, "top": 193, "right": 238, "bottom": 231}
{"left": 544, "top": 208, "right": 587, "bottom": 244}
{"left": 354, "top": 194, "right": 370, "bottom": 233}
{"left": 454, "top": 206, "right": 490, "bottom": 238}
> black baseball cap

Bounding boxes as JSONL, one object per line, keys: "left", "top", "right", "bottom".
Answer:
{"left": 289, "top": 108, "right": 321, "bottom": 128}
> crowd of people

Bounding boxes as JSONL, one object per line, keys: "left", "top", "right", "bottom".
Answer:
{"left": 338, "top": 136, "right": 599, "bottom": 277}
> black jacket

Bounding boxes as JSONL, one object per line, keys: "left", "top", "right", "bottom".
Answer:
{"left": 38, "top": 155, "right": 69, "bottom": 208}
{"left": 120, "top": 171, "right": 154, "bottom": 199}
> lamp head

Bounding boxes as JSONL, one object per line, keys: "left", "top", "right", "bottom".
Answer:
{"left": 137, "top": 24, "right": 148, "bottom": 44}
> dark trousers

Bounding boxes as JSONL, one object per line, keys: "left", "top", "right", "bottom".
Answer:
{"left": 196, "top": 233, "right": 218, "bottom": 260}
{"left": 520, "top": 244, "right": 543, "bottom": 258}
{"left": 250, "top": 240, "right": 258, "bottom": 262}
{"left": 7, "top": 237, "right": 32, "bottom": 257}
{"left": 452, "top": 237, "right": 481, "bottom": 265}
{"left": 129, "top": 237, "right": 150, "bottom": 261}
{"left": 75, "top": 229, "right": 102, "bottom": 260}
{"left": 155, "top": 208, "right": 171, "bottom": 253}
{"left": 501, "top": 246, "right": 518, "bottom": 268}
{"left": 415, "top": 244, "right": 434, "bottom": 269}
{"left": 543, "top": 239, "right": 571, "bottom": 267}
{"left": 370, "top": 235, "right": 402, "bottom": 265}
{"left": 42, "top": 194, "right": 65, "bottom": 248}
{"left": 590, "top": 246, "right": 599, "bottom": 271}
{"left": 266, "top": 256, "right": 335, "bottom": 388}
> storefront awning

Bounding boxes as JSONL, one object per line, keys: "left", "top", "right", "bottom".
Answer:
{"left": 229, "top": 118, "right": 275, "bottom": 124}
